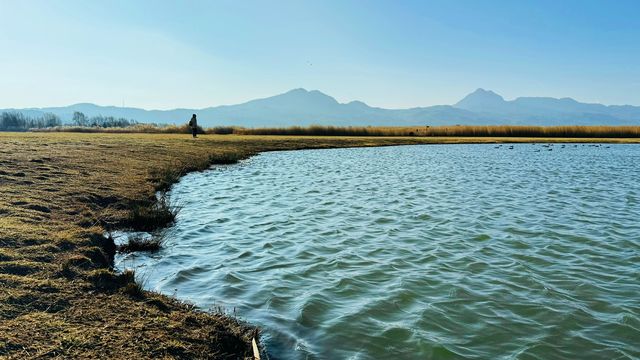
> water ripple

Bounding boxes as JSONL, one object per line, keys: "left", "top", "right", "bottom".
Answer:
{"left": 116, "top": 144, "right": 640, "bottom": 359}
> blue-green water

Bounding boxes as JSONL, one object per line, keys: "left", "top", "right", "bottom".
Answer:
{"left": 117, "top": 144, "right": 640, "bottom": 359}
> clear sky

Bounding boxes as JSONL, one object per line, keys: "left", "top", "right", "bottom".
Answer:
{"left": 1, "top": 0, "right": 639, "bottom": 109}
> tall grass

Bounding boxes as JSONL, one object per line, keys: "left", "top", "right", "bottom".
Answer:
{"left": 117, "top": 232, "right": 167, "bottom": 253}
{"left": 28, "top": 123, "right": 640, "bottom": 138}
{"left": 235, "top": 125, "right": 640, "bottom": 138}
{"left": 234, "top": 125, "right": 398, "bottom": 136}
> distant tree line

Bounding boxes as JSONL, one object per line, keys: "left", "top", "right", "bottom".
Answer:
{"left": 0, "top": 112, "right": 62, "bottom": 131}
{"left": 71, "top": 112, "right": 138, "bottom": 128}
{"left": 0, "top": 111, "right": 140, "bottom": 131}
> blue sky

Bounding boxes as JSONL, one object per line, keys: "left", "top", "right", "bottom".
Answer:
{"left": 1, "top": 0, "right": 639, "bottom": 109}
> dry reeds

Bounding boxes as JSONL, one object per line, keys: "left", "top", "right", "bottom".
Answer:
{"left": 28, "top": 123, "right": 640, "bottom": 138}
{"left": 235, "top": 125, "right": 640, "bottom": 138}
{"left": 233, "top": 125, "right": 396, "bottom": 136}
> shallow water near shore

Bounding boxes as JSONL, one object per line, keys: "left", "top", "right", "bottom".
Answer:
{"left": 116, "top": 143, "right": 640, "bottom": 359}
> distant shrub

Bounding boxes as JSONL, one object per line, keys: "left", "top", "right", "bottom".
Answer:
{"left": 208, "top": 126, "right": 237, "bottom": 135}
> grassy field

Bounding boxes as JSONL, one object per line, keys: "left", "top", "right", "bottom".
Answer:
{"left": 1, "top": 132, "right": 639, "bottom": 359}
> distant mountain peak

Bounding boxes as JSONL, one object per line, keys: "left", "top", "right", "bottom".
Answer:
{"left": 283, "top": 88, "right": 330, "bottom": 96}
{"left": 286, "top": 88, "right": 310, "bottom": 94}
{"left": 468, "top": 88, "right": 504, "bottom": 101}
{"left": 454, "top": 88, "right": 506, "bottom": 111}
{"left": 275, "top": 88, "right": 338, "bottom": 105}
{"left": 3, "top": 88, "right": 640, "bottom": 127}
{"left": 69, "top": 102, "right": 98, "bottom": 107}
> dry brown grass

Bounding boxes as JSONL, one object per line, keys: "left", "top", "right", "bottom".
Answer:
{"left": 116, "top": 233, "right": 166, "bottom": 253}
{"left": 235, "top": 125, "right": 640, "bottom": 137}
{"left": 33, "top": 124, "right": 640, "bottom": 138}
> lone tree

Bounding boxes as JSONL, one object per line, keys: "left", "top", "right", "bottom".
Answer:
{"left": 42, "top": 113, "right": 61, "bottom": 128}
{"left": 72, "top": 111, "right": 87, "bottom": 126}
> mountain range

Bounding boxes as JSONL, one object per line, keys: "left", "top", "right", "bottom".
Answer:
{"left": 3, "top": 88, "right": 640, "bottom": 127}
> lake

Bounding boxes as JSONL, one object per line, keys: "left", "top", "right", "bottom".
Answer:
{"left": 116, "top": 144, "right": 640, "bottom": 359}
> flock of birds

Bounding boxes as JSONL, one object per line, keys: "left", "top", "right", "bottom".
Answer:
{"left": 493, "top": 143, "right": 611, "bottom": 152}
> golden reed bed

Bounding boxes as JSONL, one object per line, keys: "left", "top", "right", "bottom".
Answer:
{"left": 36, "top": 124, "right": 640, "bottom": 138}
{"left": 233, "top": 125, "right": 640, "bottom": 138}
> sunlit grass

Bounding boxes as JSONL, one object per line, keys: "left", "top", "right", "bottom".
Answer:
{"left": 32, "top": 123, "right": 640, "bottom": 138}
{"left": 235, "top": 125, "right": 640, "bottom": 138}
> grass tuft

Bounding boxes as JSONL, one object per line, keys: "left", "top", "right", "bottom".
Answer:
{"left": 117, "top": 232, "right": 167, "bottom": 253}
{"left": 127, "top": 194, "right": 180, "bottom": 232}
{"left": 59, "top": 255, "right": 92, "bottom": 277}
{"left": 121, "top": 282, "right": 145, "bottom": 298}
{"left": 87, "top": 268, "right": 141, "bottom": 293}
{"left": 119, "top": 270, "right": 145, "bottom": 298}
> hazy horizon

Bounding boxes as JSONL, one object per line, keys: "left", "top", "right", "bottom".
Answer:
{"left": 5, "top": 87, "right": 640, "bottom": 112}
{"left": 2, "top": 0, "right": 639, "bottom": 109}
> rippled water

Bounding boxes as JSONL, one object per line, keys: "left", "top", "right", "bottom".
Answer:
{"left": 117, "top": 144, "right": 640, "bottom": 359}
